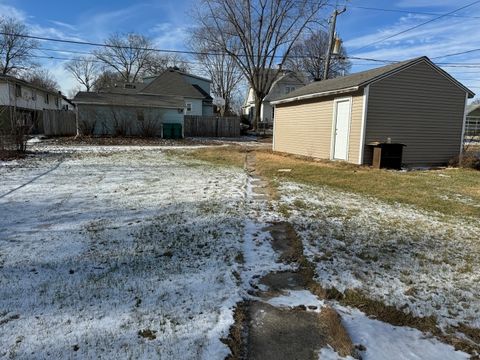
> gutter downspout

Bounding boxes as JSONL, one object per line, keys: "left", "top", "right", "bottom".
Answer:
{"left": 459, "top": 92, "right": 469, "bottom": 166}
{"left": 358, "top": 86, "right": 370, "bottom": 165}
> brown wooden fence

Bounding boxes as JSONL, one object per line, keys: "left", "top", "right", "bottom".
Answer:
{"left": 43, "top": 110, "right": 77, "bottom": 136}
{"left": 184, "top": 115, "right": 240, "bottom": 137}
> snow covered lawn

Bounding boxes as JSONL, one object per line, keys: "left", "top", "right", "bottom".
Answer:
{"left": 275, "top": 182, "right": 480, "bottom": 331}
{"left": 0, "top": 149, "right": 246, "bottom": 359}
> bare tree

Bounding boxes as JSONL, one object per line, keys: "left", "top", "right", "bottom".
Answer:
{"left": 67, "top": 85, "right": 82, "bottom": 99}
{"left": 0, "top": 17, "right": 38, "bottom": 75}
{"left": 195, "top": 0, "right": 327, "bottom": 129}
{"left": 65, "top": 57, "right": 99, "bottom": 92}
{"left": 93, "top": 33, "right": 154, "bottom": 83}
{"left": 190, "top": 27, "right": 243, "bottom": 116}
{"left": 93, "top": 70, "right": 125, "bottom": 91}
{"left": 23, "top": 68, "right": 59, "bottom": 92}
{"left": 286, "top": 30, "right": 351, "bottom": 81}
{"left": 142, "top": 53, "right": 190, "bottom": 77}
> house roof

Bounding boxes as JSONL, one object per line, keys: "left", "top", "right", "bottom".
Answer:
{"left": 192, "top": 84, "right": 213, "bottom": 100}
{"left": 61, "top": 96, "right": 76, "bottom": 108}
{"left": 467, "top": 103, "right": 480, "bottom": 115}
{"left": 143, "top": 70, "right": 212, "bottom": 84}
{"left": 271, "top": 57, "right": 475, "bottom": 105}
{"left": 73, "top": 92, "right": 184, "bottom": 109}
{"left": 140, "top": 69, "right": 209, "bottom": 99}
{"left": 98, "top": 82, "right": 148, "bottom": 94}
{"left": 0, "top": 74, "right": 62, "bottom": 96}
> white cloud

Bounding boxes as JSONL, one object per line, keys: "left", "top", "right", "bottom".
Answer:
{"left": 48, "top": 20, "right": 77, "bottom": 32}
{"left": 0, "top": 3, "right": 28, "bottom": 21}
{"left": 151, "top": 23, "right": 189, "bottom": 50}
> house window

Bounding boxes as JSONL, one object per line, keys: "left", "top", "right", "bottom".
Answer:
{"left": 186, "top": 103, "right": 192, "bottom": 113}
{"left": 55, "top": 97, "right": 59, "bottom": 107}
{"left": 31, "top": 90, "right": 36, "bottom": 100}
{"left": 15, "top": 84, "right": 21, "bottom": 97}
{"left": 45, "top": 94, "right": 49, "bottom": 104}
{"left": 285, "top": 86, "right": 296, "bottom": 95}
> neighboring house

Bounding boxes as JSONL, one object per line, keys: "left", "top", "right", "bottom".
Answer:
{"left": 271, "top": 57, "right": 475, "bottom": 167}
{"left": 73, "top": 68, "right": 213, "bottom": 137}
{"left": 73, "top": 92, "right": 184, "bottom": 137}
{"left": 467, "top": 103, "right": 480, "bottom": 117}
{"left": 243, "top": 70, "right": 306, "bottom": 125}
{"left": 0, "top": 74, "right": 64, "bottom": 133}
{"left": 466, "top": 103, "right": 480, "bottom": 137}
{"left": 61, "top": 96, "right": 76, "bottom": 111}
{"left": 142, "top": 69, "right": 213, "bottom": 116}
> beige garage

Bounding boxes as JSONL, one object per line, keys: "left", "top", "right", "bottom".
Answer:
{"left": 271, "top": 57, "right": 475, "bottom": 167}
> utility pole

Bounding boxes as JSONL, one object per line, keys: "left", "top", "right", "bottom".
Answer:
{"left": 323, "top": 6, "right": 346, "bottom": 80}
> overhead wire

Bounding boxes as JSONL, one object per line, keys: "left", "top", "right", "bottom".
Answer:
{"left": 351, "top": 0, "right": 480, "bottom": 53}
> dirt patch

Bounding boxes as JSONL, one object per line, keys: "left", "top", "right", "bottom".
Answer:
{"left": 137, "top": 329, "right": 157, "bottom": 340}
{"left": 0, "top": 150, "right": 27, "bottom": 161}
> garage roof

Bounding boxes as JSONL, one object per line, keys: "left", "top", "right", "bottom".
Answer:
{"left": 73, "top": 92, "right": 184, "bottom": 109}
{"left": 272, "top": 57, "right": 475, "bottom": 105}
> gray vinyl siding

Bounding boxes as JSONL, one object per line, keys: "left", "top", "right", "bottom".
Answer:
{"left": 364, "top": 61, "right": 467, "bottom": 167}
{"left": 77, "top": 104, "right": 183, "bottom": 136}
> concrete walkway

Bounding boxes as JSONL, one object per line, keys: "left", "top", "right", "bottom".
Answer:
{"left": 233, "top": 152, "right": 355, "bottom": 360}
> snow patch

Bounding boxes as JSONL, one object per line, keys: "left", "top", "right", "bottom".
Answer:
{"left": 337, "top": 306, "right": 470, "bottom": 360}
{"left": 266, "top": 290, "right": 324, "bottom": 312}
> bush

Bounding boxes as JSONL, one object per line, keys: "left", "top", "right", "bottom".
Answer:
{"left": 449, "top": 152, "right": 480, "bottom": 170}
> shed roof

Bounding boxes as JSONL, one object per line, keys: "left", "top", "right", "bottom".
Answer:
{"left": 73, "top": 92, "right": 184, "bottom": 109}
{"left": 272, "top": 57, "right": 475, "bottom": 105}
{"left": 141, "top": 69, "right": 208, "bottom": 99}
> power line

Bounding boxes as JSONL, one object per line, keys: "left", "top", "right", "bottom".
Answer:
{"left": 32, "top": 48, "right": 480, "bottom": 69}
{"left": 432, "top": 48, "right": 480, "bottom": 59}
{"left": 351, "top": 0, "right": 480, "bottom": 53}
{"left": 340, "top": 4, "right": 480, "bottom": 19}
{"left": 0, "top": 31, "right": 227, "bottom": 57}
{"left": 4, "top": 30, "right": 480, "bottom": 68}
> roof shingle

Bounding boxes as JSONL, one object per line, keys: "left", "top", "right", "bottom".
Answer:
{"left": 73, "top": 92, "right": 184, "bottom": 108}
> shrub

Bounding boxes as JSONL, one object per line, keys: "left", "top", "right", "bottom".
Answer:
{"left": 449, "top": 152, "right": 480, "bottom": 170}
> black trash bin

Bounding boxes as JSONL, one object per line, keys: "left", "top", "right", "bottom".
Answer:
{"left": 368, "top": 142, "right": 406, "bottom": 170}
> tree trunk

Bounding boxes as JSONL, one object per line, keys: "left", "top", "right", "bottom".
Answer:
{"left": 254, "top": 96, "right": 262, "bottom": 131}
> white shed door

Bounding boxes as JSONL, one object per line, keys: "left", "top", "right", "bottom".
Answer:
{"left": 333, "top": 99, "right": 351, "bottom": 160}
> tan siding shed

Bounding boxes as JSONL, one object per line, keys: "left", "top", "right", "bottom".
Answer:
{"left": 272, "top": 57, "right": 473, "bottom": 167}
{"left": 273, "top": 91, "right": 364, "bottom": 163}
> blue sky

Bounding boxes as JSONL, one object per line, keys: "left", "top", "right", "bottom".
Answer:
{"left": 2, "top": 0, "right": 479, "bottom": 100}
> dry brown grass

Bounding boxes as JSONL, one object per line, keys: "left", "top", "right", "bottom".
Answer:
{"left": 180, "top": 146, "right": 480, "bottom": 217}
{"left": 255, "top": 150, "right": 480, "bottom": 218}
{"left": 222, "top": 302, "right": 248, "bottom": 360}
{"left": 170, "top": 146, "right": 247, "bottom": 168}
{"left": 318, "top": 306, "right": 355, "bottom": 358}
